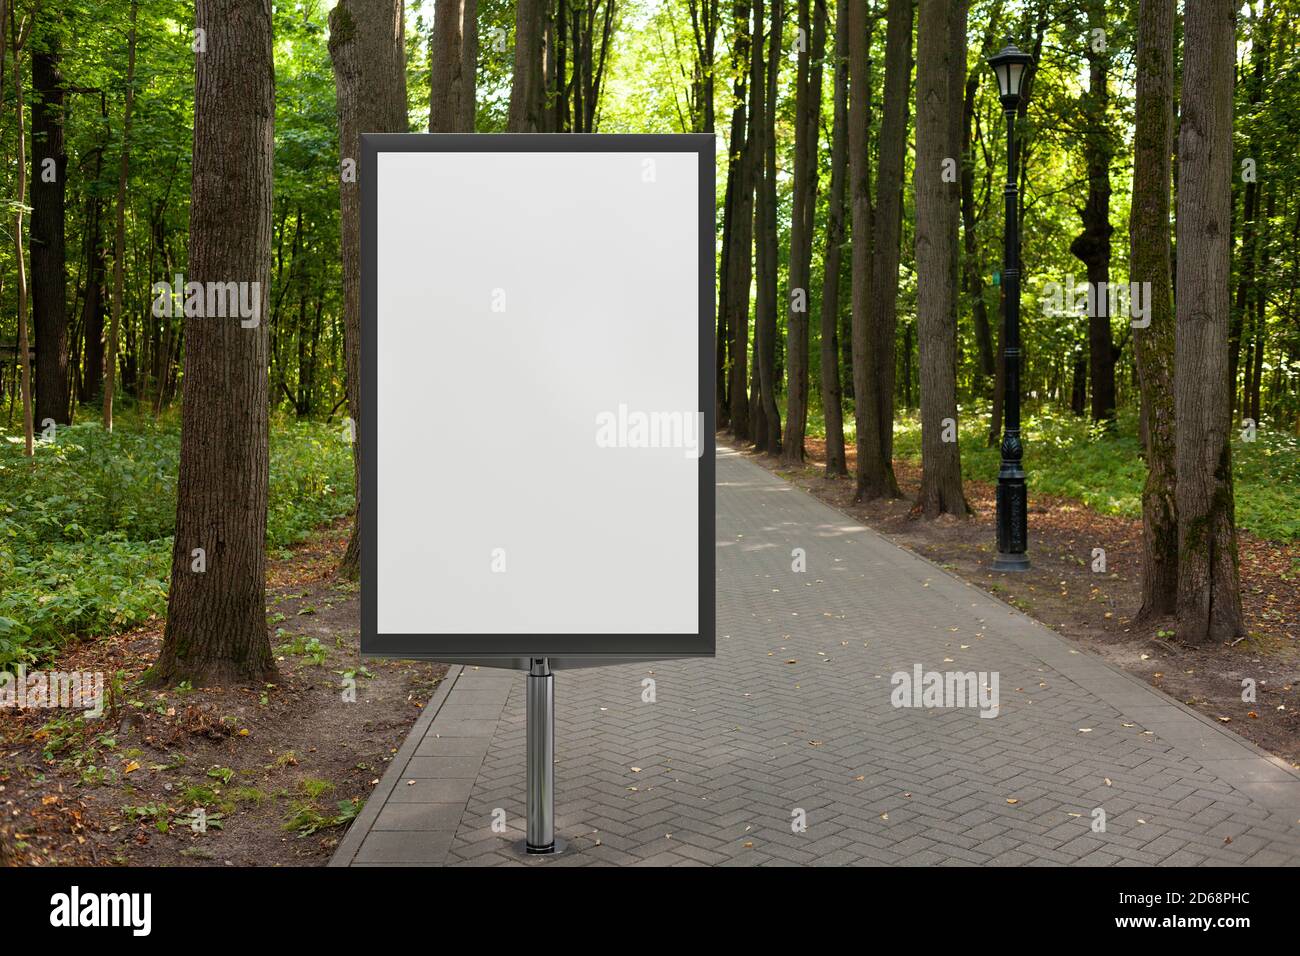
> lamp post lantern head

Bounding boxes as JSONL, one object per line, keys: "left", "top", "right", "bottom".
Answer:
{"left": 988, "top": 43, "right": 1035, "bottom": 110}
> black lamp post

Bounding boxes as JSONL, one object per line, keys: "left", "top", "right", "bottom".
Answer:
{"left": 989, "top": 43, "right": 1034, "bottom": 572}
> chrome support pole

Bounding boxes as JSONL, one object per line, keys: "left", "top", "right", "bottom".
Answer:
{"left": 525, "top": 657, "right": 555, "bottom": 853}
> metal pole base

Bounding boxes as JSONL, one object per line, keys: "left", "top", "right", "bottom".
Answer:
{"left": 512, "top": 836, "right": 567, "bottom": 858}
{"left": 992, "top": 551, "right": 1030, "bottom": 572}
{"left": 523, "top": 658, "right": 557, "bottom": 855}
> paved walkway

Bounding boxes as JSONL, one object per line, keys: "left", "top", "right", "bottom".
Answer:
{"left": 332, "top": 447, "right": 1300, "bottom": 866}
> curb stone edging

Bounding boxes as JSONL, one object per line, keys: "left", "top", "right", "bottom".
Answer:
{"left": 328, "top": 664, "right": 464, "bottom": 867}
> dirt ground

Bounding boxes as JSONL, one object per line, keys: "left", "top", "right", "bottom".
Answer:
{"left": 0, "top": 519, "right": 444, "bottom": 866}
{"left": 726, "top": 435, "right": 1300, "bottom": 769}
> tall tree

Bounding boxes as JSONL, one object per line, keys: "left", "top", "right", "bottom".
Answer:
{"left": 1246, "top": 181, "right": 1272, "bottom": 422}
{"left": 508, "top": 0, "right": 546, "bottom": 132}
{"left": 817, "top": 0, "right": 848, "bottom": 476}
{"left": 912, "top": 0, "right": 969, "bottom": 517}
{"left": 718, "top": 0, "right": 752, "bottom": 432}
{"left": 961, "top": 10, "right": 1000, "bottom": 385}
{"left": 1174, "top": 0, "right": 1242, "bottom": 644}
{"left": 9, "top": 8, "right": 34, "bottom": 456}
{"left": 1069, "top": 0, "right": 1118, "bottom": 427}
{"left": 103, "top": 0, "right": 136, "bottom": 433}
{"left": 727, "top": 0, "right": 758, "bottom": 442}
{"left": 31, "top": 11, "right": 70, "bottom": 428}
{"left": 751, "top": 0, "right": 781, "bottom": 453}
{"left": 329, "top": 0, "right": 409, "bottom": 580}
{"left": 157, "top": 0, "right": 277, "bottom": 684}
{"left": 848, "top": 0, "right": 885, "bottom": 498}
{"left": 780, "top": 0, "right": 825, "bottom": 464}
{"left": 563, "top": 0, "right": 616, "bottom": 131}
{"left": 77, "top": 93, "right": 108, "bottom": 406}
{"left": 688, "top": 0, "right": 718, "bottom": 132}
{"left": 429, "top": 0, "right": 478, "bottom": 132}
{"left": 1130, "top": 0, "right": 1177, "bottom": 620}
{"left": 865, "top": 0, "right": 913, "bottom": 496}
{"left": 1229, "top": 0, "right": 1270, "bottom": 418}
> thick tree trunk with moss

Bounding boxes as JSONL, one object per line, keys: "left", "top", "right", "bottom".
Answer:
{"left": 1130, "top": 0, "right": 1177, "bottom": 621}
{"left": 156, "top": 0, "right": 277, "bottom": 685}
{"left": 1174, "top": 0, "right": 1242, "bottom": 644}
{"left": 913, "top": 0, "right": 969, "bottom": 518}
{"left": 329, "top": 0, "right": 408, "bottom": 581}
{"left": 818, "top": 0, "right": 848, "bottom": 477}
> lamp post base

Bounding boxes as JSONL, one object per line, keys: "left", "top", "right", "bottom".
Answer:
{"left": 993, "top": 551, "right": 1030, "bottom": 572}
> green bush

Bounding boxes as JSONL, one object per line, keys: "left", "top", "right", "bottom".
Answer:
{"left": 0, "top": 410, "right": 355, "bottom": 668}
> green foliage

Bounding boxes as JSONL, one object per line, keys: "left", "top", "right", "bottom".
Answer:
{"left": 282, "top": 795, "right": 360, "bottom": 837}
{"left": 0, "top": 414, "right": 354, "bottom": 668}
{"left": 882, "top": 406, "right": 1298, "bottom": 542}
{"left": 275, "top": 631, "right": 328, "bottom": 666}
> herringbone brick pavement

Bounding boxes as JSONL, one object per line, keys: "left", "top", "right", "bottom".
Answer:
{"left": 333, "top": 447, "right": 1300, "bottom": 867}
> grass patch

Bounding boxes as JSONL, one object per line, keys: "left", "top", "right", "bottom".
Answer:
{"left": 808, "top": 403, "right": 1298, "bottom": 541}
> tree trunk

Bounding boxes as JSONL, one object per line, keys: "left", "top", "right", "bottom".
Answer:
{"left": 901, "top": 319, "right": 914, "bottom": 410}
{"left": 329, "top": 0, "right": 409, "bottom": 581}
{"left": 866, "top": 0, "right": 913, "bottom": 496}
{"left": 1174, "top": 0, "right": 1242, "bottom": 644}
{"left": 429, "top": 0, "right": 477, "bottom": 132}
{"left": 1229, "top": 0, "right": 1269, "bottom": 421}
{"left": 1249, "top": 183, "right": 1272, "bottom": 423}
{"left": 10, "top": 13, "right": 34, "bottom": 456}
{"left": 987, "top": 284, "right": 1005, "bottom": 446}
{"left": 156, "top": 0, "right": 278, "bottom": 686}
{"left": 913, "top": 0, "right": 969, "bottom": 518}
{"left": 1069, "top": 0, "right": 1116, "bottom": 427}
{"left": 687, "top": 0, "right": 718, "bottom": 132}
{"left": 508, "top": 0, "right": 546, "bottom": 132}
{"left": 79, "top": 196, "right": 105, "bottom": 405}
{"left": 780, "top": 0, "right": 825, "bottom": 464}
{"left": 818, "top": 0, "right": 848, "bottom": 477}
{"left": 727, "top": 0, "right": 757, "bottom": 443}
{"left": 31, "top": 19, "right": 70, "bottom": 428}
{"left": 960, "top": 22, "right": 996, "bottom": 383}
{"left": 1070, "top": 342, "right": 1087, "bottom": 415}
{"left": 1130, "top": 0, "right": 1178, "bottom": 622}
{"left": 104, "top": 0, "right": 137, "bottom": 433}
{"left": 848, "top": 0, "right": 884, "bottom": 498}
{"left": 752, "top": 0, "right": 782, "bottom": 454}
{"left": 718, "top": 0, "right": 751, "bottom": 432}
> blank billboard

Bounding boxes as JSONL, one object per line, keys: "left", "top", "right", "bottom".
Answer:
{"left": 361, "top": 134, "right": 714, "bottom": 660}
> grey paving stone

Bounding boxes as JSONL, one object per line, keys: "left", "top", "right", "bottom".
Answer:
{"left": 415, "top": 735, "right": 493, "bottom": 758}
{"left": 402, "top": 755, "right": 486, "bottom": 779}
{"left": 373, "top": 802, "right": 466, "bottom": 831}
{"left": 355, "top": 831, "right": 454, "bottom": 864}
{"left": 388, "top": 777, "right": 476, "bottom": 804}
